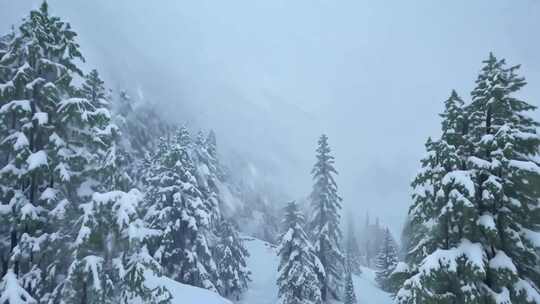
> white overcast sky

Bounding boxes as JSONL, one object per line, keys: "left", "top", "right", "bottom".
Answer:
{"left": 2, "top": 0, "right": 539, "bottom": 237}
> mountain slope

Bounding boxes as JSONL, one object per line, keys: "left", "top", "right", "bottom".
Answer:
{"left": 240, "top": 237, "right": 393, "bottom": 304}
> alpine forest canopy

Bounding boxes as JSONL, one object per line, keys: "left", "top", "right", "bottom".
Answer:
{"left": 0, "top": 3, "right": 251, "bottom": 303}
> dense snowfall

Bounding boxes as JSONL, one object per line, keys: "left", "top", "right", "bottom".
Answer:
{"left": 1, "top": 2, "right": 539, "bottom": 304}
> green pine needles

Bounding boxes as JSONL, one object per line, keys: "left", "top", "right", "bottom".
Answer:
{"left": 394, "top": 53, "right": 540, "bottom": 304}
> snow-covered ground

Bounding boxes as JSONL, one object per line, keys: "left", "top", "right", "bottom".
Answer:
{"left": 146, "top": 273, "right": 232, "bottom": 304}
{"left": 354, "top": 267, "right": 394, "bottom": 304}
{"left": 239, "top": 237, "right": 280, "bottom": 304}
{"left": 239, "top": 237, "right": 393, "bottom": 304}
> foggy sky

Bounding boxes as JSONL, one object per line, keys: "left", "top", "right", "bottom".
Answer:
{"left": 1, "top": 0, "right": 539, "bottom": 237}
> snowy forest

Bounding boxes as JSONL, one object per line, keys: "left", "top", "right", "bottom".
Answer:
{"left": 1, "top": 1, "right": 539, "bottom": 304}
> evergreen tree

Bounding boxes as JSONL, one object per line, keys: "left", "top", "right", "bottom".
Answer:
{"left": 343, "top": 268, "right": 357, "bottom": 304}
{"left": 0, "top": 2, "right": 100, "bottom": 300}
{"left": 375, "top": 228, "right": 399, "bottom": 292}
{"left": 397, "top": 54, "right": 540, "bottom": 304}
{"left": 396, "top": 91, "right": 482, "bottom": 304}
{"left": 193, "top": 130, "right": 221, "bottom": 226}
{"left": 400, "top": 137, "right": 441, "bottom": 268}
{"left": 465, "top": 53, "right": 540, "bottom": 302}
{"left": 345, "top": 216, "right": 362, "bottom": 275}
{"left": 206, "top": 130, "right": 218, "bottom": 161}
{"left": 277, "top": 201, "right": 323, "bottom": 304}
{"left": 215, "top": 219, "right": 251, "bottom": 300}
{"left": 358, "top": 213, "right": 387, "bottom": 268}
{"left": 80, "top": 70, "right": 107, "bottom": 108}
{"left": 79, "top": 70, "right": 133, "bottom": 192}
{"left": 144, "top": 128, "right": 219, "bottom": 292}
{"left": 61, "top": 190, "right": 171, "bottom": 304}
{"left": 308, "top": 134, "right": 344, "bottom": 301}
{"left": 0, "top": 4, "right": 172, "bottom": 301}
{"left": 111, "top": 90, "right": 169, "bottom": 161}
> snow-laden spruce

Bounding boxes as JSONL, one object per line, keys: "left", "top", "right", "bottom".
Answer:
{"left": 308, "top": 134, "right": 345, "bottom": 301}
{"left": 344, "top": 216, "right": 362, "bottom": 275}
{"left": 466, "top": 53, "right": 540, "bottom": 303}
{"left": 58, "top": 70, "right": 171, "bottom": 304}
{"left": 394, "top": 54, "right": 540, "bottom": 304}
{"left": 214, "top": 219, "right": 251, "bottom": 300}
{"left": 277, "top": 201, "right": 324, "bottom": 304}
{"left": 375, "top": 228, "right": 399, "bottom": 292}
{"left": 0, "top": 4, "right": 171, "bottom": 302}
{"left": 192, "top": 130, "right": 223, "bottom": 226}
{"left": 343, "top": 268, "right": 358, "bottom": 304}
{"left": 358, "top": 213, "right": 388, "bottom": 268}
{"left": 143, "top": 129, "right": 220, "bottom": 292}
{"left": 0, "top": 3, "right": 144, "bottom": 302}
{"left": 62, "top": 190, "right": 171, "bottom": 303}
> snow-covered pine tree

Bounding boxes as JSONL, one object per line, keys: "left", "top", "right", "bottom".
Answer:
{"left": 395, "top": 90, "right": 482, "bottom": 304}
{"left": 360, "top": 213, "right": 372, "bottom": 267}
{"left": 59, "top": 67, "right": 170, "bottom": 303}
{"left": 80, "top": 70, "right": 107, "bottom": 108}
{"left": 343, "top": 267, "right": 357, "bottom": 304}
{"left": 345, "top": 216, "right": 362, "bottom": 275}
{"left": 277, "top": 201, "right": 323, "bottom": 304}
{"left": 464, "top": 53, "right": 540, "bottom": 302}
{"left": 206, "top": 131, "right": 218, "bottom": 164}
{"left": 144, "top": 128, "right": 220, "bottom": 292}
{"left": 308, "top": 134, "right": 344, "bottom": 301}
{"left": 400, "top": 137, "right": 441, "bottom": 267}
{"left": 358, "top": 213, "right": 387, "bottom": 268}
{"left": 61, "top": 190, "right": 171, "bottom": 304}
{"left": 78, "top": 70, "right": 133, "bottom": 192}
{"left": 0, "top": 30, "right": 16, "bottom": 283}
{"left": 374, "top": 228, "right": 399, "bottom": 292}
{"left": 215, "top": 219, "right": 251, "bottom": 300}
{"left": 0, "top": 2, "right": 99, "bottom": 301}
{"left": 0, "top": 3, "right": 173, "bottom": 301}
{"left": 193, "top": 130, "right": 221, "bottom": 226}
{"left": 397, "top": 54, "right": 540, "bottom": 304}
{"left": 110, "top": 90, "right": 169, "bottom": 162}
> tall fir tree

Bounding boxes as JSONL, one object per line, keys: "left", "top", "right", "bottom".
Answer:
{"left": 144, "top": 128, "right": 220, "bottom": 292}
{"left": 374, "top": 228, "right": 399, "bottom": 292}
{"left": 465, "top": 53, "right": 540, "bottom": 302}
{"left": 309, "top": 134, "right": 344, "bottom": 301}
{"left": 395, "top": 90, "right": 482, "bottom": 304}
{"left": 0, "top": 4, "right": 172, "bottom": 301}
{"left": 0, "top": 2, "right": 100, "bottom": 301}
{"left": 192, "top": 130, "right": 221, "bottom": 226}
{"left": 343, "top": 268, "right": 357, "bottom": 304}
{"left": 214, "top": 219, "right": 251, "bottom": 300}
{"left": 277, "top": 201, "right": 324, "bottom": 304}
{"left": 78, "top": 70, "right": 133, "bottom": 192}
{"left": 345, "top": 216, "right": 362, "bottom": 275}
{"left": 61, "top": 190, "right": 171, "bottom": 304}
{"left": 396, "top": 54, "right": 540, "bottom": 304}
